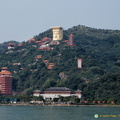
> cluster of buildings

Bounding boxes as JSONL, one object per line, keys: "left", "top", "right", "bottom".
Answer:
{"left": 8, "top": 42, "right": 24, "bottom": 50}
{"left": 0, "top": 67, "right": 82, "bottom": 99}
{"left": 0, "top": 68, "right": 82, "bottom": 99}
{"left": 0, "top": 26, "right": 82, "bottom": 98}
{"left": 51, "top": 26, "right": 75, "bottom": 46}
{"left": 7, "top": 27, "right": 76, "bottom": 54}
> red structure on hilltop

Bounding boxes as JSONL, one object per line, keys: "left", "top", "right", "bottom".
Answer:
{"left": 0, "top": 69, "right": 12, "bottom": 95}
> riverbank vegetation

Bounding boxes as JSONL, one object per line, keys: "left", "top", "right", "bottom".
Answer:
{"left": 0, "top": 94, "right": 120, "bottom": 106}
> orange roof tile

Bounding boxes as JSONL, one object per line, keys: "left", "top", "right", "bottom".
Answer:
{"left": 8, "top": 43, "right": 15, "bottom": 47}
{"left": 49, "top": 63, "right": 55, "bottom": 65}
{"left": 48, "top": 65, "right": 54, "bottom": 67}
{"left": 35, "top": 55, "right": 43, "bottom": 59}
{"left": 62, "top": 40, "right": 68, "bottom": 43}
{"left": 12, "top": 63, "right": 21, "bottom": 65}
{"left": 43, "top": 60, "right": 49, "bottom": 62}
{"left": 43, "top": 37, "right": 49, "bottom": 39}
{"left": 1, "top": 67, "right": 8, "bottom": 70}
{"left": 27, "top": 38, "right": 36, "bottom": 43}
{"left": 8, "top": 43, "right": 15, "bottom": 46}
{"left": 20, "top": 68, "right": 24, "bottom": 70}
{"left": 35, "top": 41, "right": 42, "bottom": 43}
{"left": 18, "top": 43, "right": 23, "bottom": 46}
{"left": 39, "top": 47, "right": 52, "bottom": 50}
{"left": 47, "top": 66, "right": 53, "bottom": 69}
{"left": 0, "top": 70, "right": 11, "bottom": 75}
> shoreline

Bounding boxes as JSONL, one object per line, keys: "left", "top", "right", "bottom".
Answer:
{"left": 0, "top": 103, "right": 120, "bottom": 107}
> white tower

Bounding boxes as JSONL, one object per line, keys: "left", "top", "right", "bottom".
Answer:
{"left": 51, "top": 27, "right": 63, "bottom": 41}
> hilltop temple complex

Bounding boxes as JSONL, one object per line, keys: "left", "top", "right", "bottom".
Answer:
{"left": 0, "top": 26, "right": 78, "bottom": 96}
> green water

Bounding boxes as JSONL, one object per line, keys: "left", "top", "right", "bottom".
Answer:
{"left": 0, "top": 105, "right": 120, "bottom": 120}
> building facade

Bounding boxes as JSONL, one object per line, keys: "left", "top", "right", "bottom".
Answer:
{"left": 33, "top": 87, "right": 82, "bottom": 100}
{"left": 0, "top": 70, "right": 12, "bottom": 95}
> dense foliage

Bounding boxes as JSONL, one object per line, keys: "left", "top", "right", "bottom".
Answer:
{"left": 0, "top": 25, "right": 120, "bottom": 101}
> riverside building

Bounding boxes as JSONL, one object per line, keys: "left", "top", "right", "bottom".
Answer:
{"left": 33, "top": 87, "right": 82, "bottom": 100}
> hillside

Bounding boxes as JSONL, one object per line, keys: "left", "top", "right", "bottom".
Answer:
{"left": 0, "top": 25, "right": 120, "bottom": 101}
{"left": 0, "top": 41, "right": 19, "bottom": 52}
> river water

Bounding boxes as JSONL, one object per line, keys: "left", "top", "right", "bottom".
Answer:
{"left": 0, "top": 105, "right": 120, "bottom": 120}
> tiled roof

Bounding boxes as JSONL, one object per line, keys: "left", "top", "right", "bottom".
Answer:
{"left": 1, "top": 67, "right": 8, "bottom": 70}
{"left": 0, "top": 70, "right": 11, "bottom": 75}
{"left": 45, "top": 87, "right": 70, "bottom": 91}
{"left": 34, "top": 90, "right": 41, "bottom": 92}
{"left": 69, "top": 34, "right": 74, "bottom": 36}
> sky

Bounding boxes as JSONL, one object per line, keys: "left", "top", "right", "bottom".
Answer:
{"left": 0, "top": 0, "right": 120, "bottom": 43}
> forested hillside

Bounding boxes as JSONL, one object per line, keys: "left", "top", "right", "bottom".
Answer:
{"left": 0, "top": 41, "right": 18, "bottom": 52}
{"left": 0, "top": 25, "right": 120, "bottom": 101}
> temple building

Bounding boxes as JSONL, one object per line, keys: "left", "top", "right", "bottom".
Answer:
{"left": 27, "top": 38, "right": 36, "bottom": 43}
{"left": 35, "top": 55, "right": 43, "bottom": 61}
{"left": 33, "top": 87, "right": 82, "bottom": 100}
{"left": 18, "top": 43, "right": 23, "bottom": 47}
{"left": 8, "top": 43, "right": 15, "bottom": 50}
{"left": 0, "top": 69, "right": 12, "bottom": 95}
{"left": 47, "top": 63, "right": 55, "bottom": 70}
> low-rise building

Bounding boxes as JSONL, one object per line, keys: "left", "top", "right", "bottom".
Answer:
{"left": 35, "top": 55, "right": 43, "bottom": 60}
{"left": 8, "top": 43, "right": 15, "bottom": 49}
{"left": 12, "top": 63, "right": 21, "bottom": 65}
{"left": 33, "top": 87, "right": 82, "bottom": 100}
{"left": 27, "top": 38, "right": 36, "bottom": 43}
{"left": 43, "top": 60, "right": 49, "bottom": 65}
{"left": 18, "top": 43, "right": 23, "bottom": 46}
{"left": 47, "top": 63, "right": 55, "bottom": 70}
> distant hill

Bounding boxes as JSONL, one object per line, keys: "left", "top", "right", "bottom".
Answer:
{"left": 0, "top": 25, "right": 120, "bottom": 101}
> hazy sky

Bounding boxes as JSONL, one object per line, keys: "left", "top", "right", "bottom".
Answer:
{"left": 0, "top": 0, "right": 120, "bottom": 43}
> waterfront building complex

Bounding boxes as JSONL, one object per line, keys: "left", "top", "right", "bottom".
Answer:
{"left": 33, "top": 87, "right": 82, "bottom": 100}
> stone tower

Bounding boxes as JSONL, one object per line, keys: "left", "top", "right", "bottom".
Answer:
{"left": 51, "top": 27, "right": 63, "bottom": 41}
